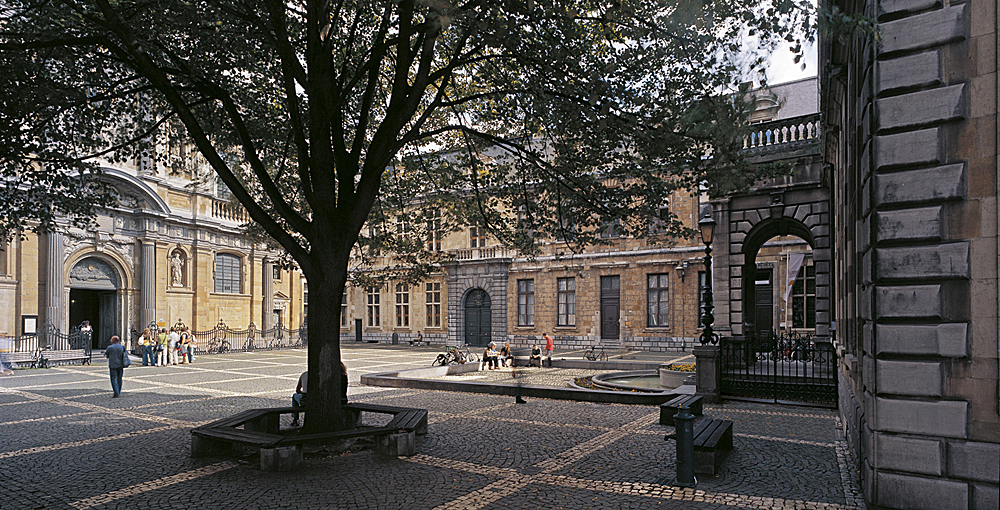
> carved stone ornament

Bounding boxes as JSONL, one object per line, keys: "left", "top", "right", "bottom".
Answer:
{"left": 69, "top": 257, "right": 119, "bottom": 288}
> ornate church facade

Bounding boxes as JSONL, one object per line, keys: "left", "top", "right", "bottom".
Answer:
{"left": 0, "top": 163, "right": 303, "bottom": 349}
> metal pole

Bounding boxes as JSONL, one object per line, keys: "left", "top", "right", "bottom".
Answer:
{"left": 700, "top": 245, "right": 716, "bottom": 345}
{"left": 664, "top": 405, "right": 697, "bottom": 488}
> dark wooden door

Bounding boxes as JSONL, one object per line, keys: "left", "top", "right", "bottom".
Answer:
{"left": 754, "top": 269, "right": 773, "bottom": 338}
{"left": 600, "top": 276, "right": 620, "bottom": 340}
{"left": 464, "top": 289, "right": 492, "bottom": 347}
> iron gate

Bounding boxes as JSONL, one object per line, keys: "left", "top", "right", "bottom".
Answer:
{"left": 720, "top": 331, "right": 837, "bottom": 407}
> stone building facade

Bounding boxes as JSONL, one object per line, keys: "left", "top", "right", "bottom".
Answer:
{"left": 0, "top": 163, "right": 304, "bottom": 348}
{"left": 342, "top": 79, "right": 821, "bottom": 352}
{"left": 822, "top": 0, "right": 999, "bottom": 508}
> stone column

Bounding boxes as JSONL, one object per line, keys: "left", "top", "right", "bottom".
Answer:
{"left": 262, "top": 259, "right": 274, "bottom": 330}
{"left": 140, "top": 239, "right": 156, "bottom": 330}
{"left": 44, "top": 230, "right": 64, "bottom": 334}
{"left": 693, "top": 344, "right": 721, "bottom": 404}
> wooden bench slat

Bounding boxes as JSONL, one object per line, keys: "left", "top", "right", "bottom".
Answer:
{"left": 276, "top": 426, "right": 399, "bottom": 446}
{"left": 192, "top": 428, "right": 284, "bottom": 448}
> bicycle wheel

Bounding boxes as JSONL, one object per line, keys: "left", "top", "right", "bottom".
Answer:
{"left": 584, "top": 350, "right": 595, "bottom": 361}
{"left": 598, "top": 352, "right": 608, "bottom": 362}
{"left": 467, "top": 353, "right": 480, "bottom": 362}
{"left": 432, "top": 354, "right": 446, "bottom": 366}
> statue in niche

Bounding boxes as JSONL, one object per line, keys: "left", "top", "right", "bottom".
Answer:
{"left": 170, "top": 251, "right": 185, "bottom": 287}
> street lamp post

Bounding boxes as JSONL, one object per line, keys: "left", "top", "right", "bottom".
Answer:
{"left": 698, "top": 215, "right": 718, "bottom": 345}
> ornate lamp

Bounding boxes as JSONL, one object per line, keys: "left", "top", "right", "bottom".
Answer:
{"left": 698, "top": 215, "right": 718, "bottom": 345}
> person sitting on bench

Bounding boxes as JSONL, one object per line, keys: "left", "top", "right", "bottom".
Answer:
{"left": 529, "top": 344, "right": 542, "bottom": 367}
{"left": 291, "top": 371, "right": 307, "bottom": 427}
{"left": 292, "top": 363, "right": 348, "bottom": 426}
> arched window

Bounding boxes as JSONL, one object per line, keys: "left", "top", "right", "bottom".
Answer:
{"left": 215, "top": 253, "right": 242, "bottom": 294}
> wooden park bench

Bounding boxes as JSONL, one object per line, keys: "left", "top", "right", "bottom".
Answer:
{"left": 191, "top": 403, "right": 428, "bottom": 471}
{"left": 659, "top": 395, "right": 704, "bottom": 425}
{"left": 693, "top": 419, "right": 734, "bottom": 475}
{"left": 5, "top": 350, "right": 40, "bottom": 369}
{"left": 37, "top": 349, "right": 91, "bottom": 368}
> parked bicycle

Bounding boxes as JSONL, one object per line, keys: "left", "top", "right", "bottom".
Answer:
{"left": 583, "top": 345, "right": 608, "bottom": 362}
{"left": 432, "top": 345, "right": 480, "bottom": 366}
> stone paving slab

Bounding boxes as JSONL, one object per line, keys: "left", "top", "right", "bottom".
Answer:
{"left": 0, "top": 345, "right": 862, "bottom": 510}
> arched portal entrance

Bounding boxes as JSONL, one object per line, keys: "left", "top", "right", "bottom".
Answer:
{"left": 463, "top": 289, "right": 492, "bottom": 347}
{"left": 741, "top": 219, "right": 818, "bottom": 340}
{"left": 68, "top": 257, "right": 121, "bottom": 349}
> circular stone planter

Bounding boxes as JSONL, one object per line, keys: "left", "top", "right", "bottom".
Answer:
{"left": 659, "top": 364, "right": 695, "bottom": 388}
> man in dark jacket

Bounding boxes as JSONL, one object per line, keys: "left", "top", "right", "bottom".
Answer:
{"left": 104, "top": 336, "right": 127, "bottom": 398}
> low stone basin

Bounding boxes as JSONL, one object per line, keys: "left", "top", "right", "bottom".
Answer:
{"left": 659, "top": 364, "right": 694, "bottom": 388}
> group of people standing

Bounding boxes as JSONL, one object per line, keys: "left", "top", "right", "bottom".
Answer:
{"left": 136, "top": 327, "right": 196, "bottom": 366}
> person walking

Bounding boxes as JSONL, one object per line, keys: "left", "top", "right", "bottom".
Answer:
{"left": 544, "top": 333, "right": 554, "bottom": 365}
{"left": 0, "top": 336, "right": 14, "bottom": 375}
{"left": 104, "top": 336, "right": 128, "bottom": 397}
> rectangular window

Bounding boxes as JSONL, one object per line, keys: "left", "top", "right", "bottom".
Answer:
{"left": 427, "top": 210, "right": 442, "bottom": 252}
{"left": 215, "top": 253, "right": 242, "bottom": 294}
{"left": 791, "top": 264, "right": 816, "bottom": 329}
{"left": 647, "top": 274, "right": 669, "bottom": 327}
{"left": 425, "top": 282, "right": 441, "bottom": 327}
{"left": 272, "top": 265, "right": 281, "bottom": 280}
{"left": 557, "top": 277, "right": 576, "bottom": 326}
{"left": 470, "top": 226, "right": 486, "bottom": 248}
{"left": 600, "top": 219, "right": 621, "bottom": 238}
{"left": 367, "top": 287, "right": 381, "bottom": 327}
{"left": 341, "top": 288, "right": 348, "bottom": 327}
{"left": 395, "top": 283, "right": 410, "bottom": 327}
{"left": 517, "top": 279, "right": 534, "bottom": 326}
{"left": 650, "top": 206, "right": 671, "bottom": 234}
{"left": 396, "top": 216, "right": 409, "bottom": 239}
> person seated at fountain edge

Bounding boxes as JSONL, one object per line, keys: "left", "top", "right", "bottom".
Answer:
{"left": 500, "top": 341, "right": 512, "bottom": 367}
{"left": 530, "top": 345, "right": 542, "bottom": 368}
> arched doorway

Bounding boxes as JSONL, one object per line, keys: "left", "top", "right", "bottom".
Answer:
{"left": 740, "top": 218, "right": 821, "bottom": 340}
{"left": 464, "top": 289, "right": 492, "bottom": 347}
{"left": 68, "top": 257, "right": 120, "bottom": 349}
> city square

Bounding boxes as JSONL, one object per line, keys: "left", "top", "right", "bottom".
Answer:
{"left": 1, "top": 346, "right": 863, "bottom": 509}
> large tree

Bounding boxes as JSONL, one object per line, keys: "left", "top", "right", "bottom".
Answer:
{"left": 1, "top": 0, "right": 814, "bottom": 430}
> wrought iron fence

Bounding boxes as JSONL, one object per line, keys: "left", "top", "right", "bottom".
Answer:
{"left": 1, "top": 322, "right": 93, "bottom": 366}
{"left": 719, "top": 330, "right": 837, "bottom": 406}
{"left": 176, "top": 319, "right": 308, "bottom": 355}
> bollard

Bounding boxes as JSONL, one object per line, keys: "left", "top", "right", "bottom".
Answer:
{"left": 664, "top": 405, "right": 697, "bottom": 488}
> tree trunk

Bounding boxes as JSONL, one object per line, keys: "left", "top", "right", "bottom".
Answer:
{"left": 302, "top": 265, "right": 348, "bottom": 432}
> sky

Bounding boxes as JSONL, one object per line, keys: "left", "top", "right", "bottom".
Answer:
{"left": 765, "top": 36, "right": 818, "bottom": 85}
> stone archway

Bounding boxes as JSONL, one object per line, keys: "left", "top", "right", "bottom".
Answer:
{"left": 69, "top": 256, "right": 124, "bottom": 349}
{"left": 713, "top": 192, "right": 832, "bottom": 341}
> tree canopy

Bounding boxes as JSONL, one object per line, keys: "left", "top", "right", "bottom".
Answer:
{"left": 1, "top": 0, "right": 815, "bottom": 429}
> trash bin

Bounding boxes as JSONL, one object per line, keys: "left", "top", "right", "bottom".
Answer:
{"left": 392, "top": 332, "right": 398, "bottom": 345}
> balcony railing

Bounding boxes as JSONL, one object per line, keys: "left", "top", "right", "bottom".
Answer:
{"left": 212, "top": 199, "right": 249, "bottom": 223}
{"left": 743, "top": 114, "right": 820, "bottom": 153}
{"left": 454, "top": 246, "right": 515, "bottom": 260}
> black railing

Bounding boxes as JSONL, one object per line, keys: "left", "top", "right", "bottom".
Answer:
{"left": 187, "top": 320, "right": 308, "bottom": 355}
{"left": 719, "top": 330, "right": 836, "bottom": 406}
{"left": 1, "top": 322, "right": 93, "bottom": 367}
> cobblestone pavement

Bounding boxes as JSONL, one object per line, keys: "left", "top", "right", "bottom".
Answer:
{"left": 0, "top": 345, "right": 863, "bottom": 509}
